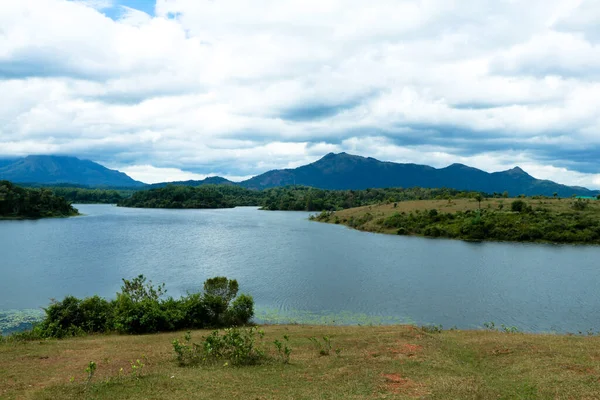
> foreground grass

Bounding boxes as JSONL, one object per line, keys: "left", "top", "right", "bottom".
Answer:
{"left": 2, "top": 325, "right": 600, "bottom": 399}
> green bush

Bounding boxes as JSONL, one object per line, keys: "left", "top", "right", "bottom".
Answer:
{"left": 511, "top": 200, "right": 527, "bottom": 213}
{"left": 25, "top": 275, "right": 254, "bottom": 339}
{"left": 173, "top": 327, "right": 266, "bottom": 367}
{"left": 226, "top": 294, "right": 255, "bottom": 326}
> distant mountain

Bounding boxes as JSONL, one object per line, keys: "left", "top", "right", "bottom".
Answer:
{"left": 0, "top": 158, "right": 17, "bottom": 169}
{"left": 147, "top": 176, "right": 235, "bottom": 189}
{"left": 0, "top": 155, "right": 144, "bottom": 188}
{"left": 240, "top": 152, "right": 600, "bottom": 197}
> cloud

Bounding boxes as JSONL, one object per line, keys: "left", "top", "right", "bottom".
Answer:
{"left": 0, "top": 0, "right": 599, "bottom": 188}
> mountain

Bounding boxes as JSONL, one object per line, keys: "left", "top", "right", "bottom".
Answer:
{"left": 147, "top": 176, "right": 235, "bottom": 189}
{"left": 240, "top": 152, "right": 600, "bottom": 197}
{"left": 0, "top": 155, "right": 144, "bottom": 188}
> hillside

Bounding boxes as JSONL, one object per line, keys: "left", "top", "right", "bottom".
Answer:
{"left": 0, "top": 155, "right": 144, "bottom": 188}
{"left": 147, "top": 176, "right": 235, "bottom": 189}
{"left": 241, "top": 153, "right": 599, "bottom": 197}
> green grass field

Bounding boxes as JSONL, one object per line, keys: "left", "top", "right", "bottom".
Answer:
{"left": 2, "top": 325, "right": 600, "bottom": 399}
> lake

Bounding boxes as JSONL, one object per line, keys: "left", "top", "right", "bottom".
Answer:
{"left": 1, "top": 204, "right": 600, "bottom": 333}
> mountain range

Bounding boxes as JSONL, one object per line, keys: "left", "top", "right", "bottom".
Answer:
{"left": 0, "top": 155, "right": 144, "bottom": 188}
{"left": 0, "top": 153, "right": 598, "bottom": 197}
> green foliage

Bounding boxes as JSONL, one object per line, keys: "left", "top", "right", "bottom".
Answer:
{"left": 85, "top": 361, "right": 97, "bottom": 386}
{"left": 510, "top": 200, "right": 528, "bottom": 213}
{"left": 572, "top": 199, "right": 589, "bottom": 211}
{"left": 308, "top": 336, "right": 340, "bottom": 356}
{"left": 226, "top": 294, "right": 255, "bottom": 327}
{"left": 118, "top": 184, "right": 262, "bottom": 209}
{"left": 273, "top": 335, "right": 292, "bottom": 364}
{"left": 28, "top": 276, "right": 254, "bottom": 339}
{"left": 48, "top": 187, "right": 132, "bottom": 204}
{"left": 172, "top": 327, "right": 267, "bottom": 367}
{"left": 120, "top": 275, "right": 166, "bottom": 303}
{"left": 483, "top": 321, "right": 520, "bottom": 333}
{"left": 119, "top": 184, "right": 486, "bottom": 212}
{"left": 0, "top": 180, "right": 78, "bottom": 219}
{"left": 349, "top": 204, "right": 600, "bottom": 244}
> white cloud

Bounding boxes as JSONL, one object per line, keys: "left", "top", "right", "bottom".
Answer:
{"left": 117, "top": 165, "right": 209, "bottom": 183}
{"left": 0, "top": 0, "right": 599, "bottom": 188}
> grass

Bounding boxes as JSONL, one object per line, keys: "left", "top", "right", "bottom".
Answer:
{"left": 2, "top": 325, "right": 600, "bottom": 399}
{"left": 317, "top": 197, "right": 600, "bottom": 240}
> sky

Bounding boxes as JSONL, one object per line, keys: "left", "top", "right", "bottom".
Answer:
{"left": 0, "top": 0, "right": 599, "bottom": 186}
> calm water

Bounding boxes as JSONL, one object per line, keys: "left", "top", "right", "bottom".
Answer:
{"left": 1, "top": 204, "right": 600, "bottom": 333}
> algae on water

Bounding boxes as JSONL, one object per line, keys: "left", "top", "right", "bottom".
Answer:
{"left": 0, "top": 309, "right": 44, "bottom": 335}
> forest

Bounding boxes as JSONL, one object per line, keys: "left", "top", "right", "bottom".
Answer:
{"left": 117, "top": 184, "right": 480, "bottom": 211}
{"left": 0, "top": 181, "right": 78, "bottom": 219}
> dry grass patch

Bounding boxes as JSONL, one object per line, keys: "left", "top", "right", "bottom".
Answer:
{"left": 2, "top": 325, "right": 600, "bottom": 399}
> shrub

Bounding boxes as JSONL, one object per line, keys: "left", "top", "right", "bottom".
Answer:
{"left": 172, "top": 327, "right": 266, "bottom": 367}
{"left": 226, "top": 294, "right": 255, "bottom": 326}
{"left": 25, "top": 275, "right": 254, "bottom": 338}
{"left": 511, "top": 200, "right": 527, "bottom": 213}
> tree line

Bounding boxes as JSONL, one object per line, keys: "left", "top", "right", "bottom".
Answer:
{"left": 117, "top": 184, "right": 482, "bottom": 211}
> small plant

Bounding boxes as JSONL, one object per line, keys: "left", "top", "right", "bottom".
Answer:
{"left": 308, "top": 335, "right": 340, "bottom": 356}
{"left": 483, "top": 321, "right": 519, "bottom": 333}
{"left": 85, "top": 361, "right": 97, "bottom": 386}
{"left": 500, "top": 324, "right": 520, "bottom": 334}
{"left": 130, "top": 357, "right": 145, "bottom": 378}
{"left": 483, "top": 321, "right": 496, "bottom": 331}
{"left": 273, "top": 335, "right": 292, "bottom": 364}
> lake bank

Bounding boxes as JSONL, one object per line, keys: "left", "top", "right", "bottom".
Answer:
{"left": 2, "top": 324, "right": 600, "bottom": 399}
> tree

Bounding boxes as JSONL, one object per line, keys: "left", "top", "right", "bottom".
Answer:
{"left": 511, "top": 200, "right": 527, "bottom": 213}
{"left": 474, "top": 194, "right": 483, "bottom": 209}
{"left": 553, "top": 192, "right": 558, "bottom": 199}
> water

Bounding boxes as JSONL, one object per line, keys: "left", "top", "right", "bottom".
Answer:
{"left": 1, "top": 204, "right": 600, "bottom": 333}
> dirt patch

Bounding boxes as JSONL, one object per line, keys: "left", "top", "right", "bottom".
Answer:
{"left": 490, "top": 347, "right": 512, "bottom": 356}
{"left": 562, "top": 364, "right": 596, "bottom": 375}
{"left": 390, "top": 343, "right": 423, "bottom": 358}
{"left": 380, "top": 373, "right": 428, "bottom": 397}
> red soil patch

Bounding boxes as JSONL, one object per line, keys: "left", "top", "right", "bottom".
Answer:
{"left": 380, "top": 373, "right": 428, "bottom": 397}
{"left": 390, "top": 343, "right": 423, "bottom": 358}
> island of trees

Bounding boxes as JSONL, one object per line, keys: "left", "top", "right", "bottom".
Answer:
{"left": 0, "top": 181, "right": 79, "bottom": 219}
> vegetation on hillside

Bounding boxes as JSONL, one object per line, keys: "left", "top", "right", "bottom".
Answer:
{"left": 313, "top": 197, "right": 600, "bottom": 244}
{"left": 47, "top": 187, "right": 135, "bottom": 204}
{"left": 0, "top": 180, "right": 78, "bottom": 219}
{"left": 117, "top": 185, "right": 264, "bottom": 209}
{"left": 117, "top": 184, "right": 483, "bottom": 211}
{"left": 12, "top": 275, "right": 254, "bottom": 338}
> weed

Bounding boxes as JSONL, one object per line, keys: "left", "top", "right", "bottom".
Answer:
{"left": 85, "top": 361, "right": 97, "bottom": 386}
{"left": 308, "top": 335, "right": 341, "bottom": 356}
{"left": 483, "top": 322, "right": 520, "bottom": 333}
{"left": 273, "top": 334, "right": 292, "bottom": 364}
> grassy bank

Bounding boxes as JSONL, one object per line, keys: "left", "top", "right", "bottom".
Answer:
{"left": 2, "top": 325, "right": 600, "bottom": 399}
{"left": 313, "top": 197, "right": 600, "bottom": 244}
